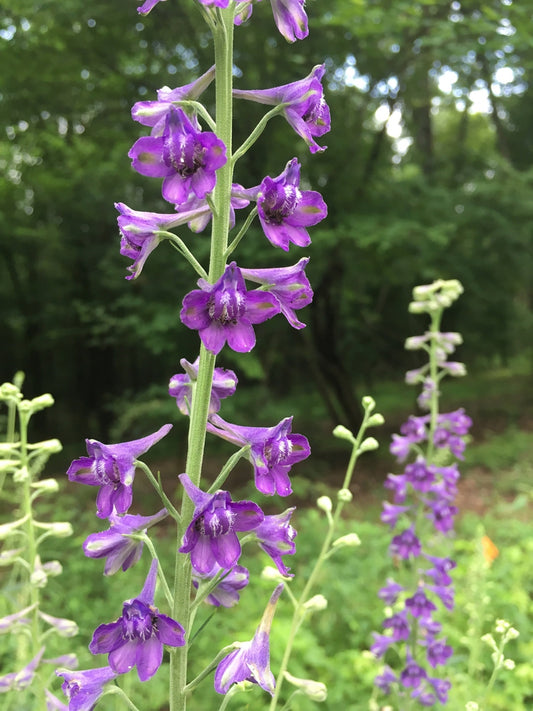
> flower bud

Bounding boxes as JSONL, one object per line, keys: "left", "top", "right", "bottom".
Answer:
{"left": 0, "top": 516, "right": 29, "bottom": 540}
{"left": 261, "top": 566, "right": 289, "bottom": 583}
{"left": 332, "top": 533, "right": 361, "bottom": 549}
{"left": 33, "top": 439, "right": 62, "bottom": 454}
{"left": 503, "top": 658, "right": 516, "bottom": 670}
{"left": 31, "top": 478, "right": 60, "bottom": 493}
{"left": 337, "top": 488, "right": 352, "bottom": 503}
{"left": 332, "top": 425, "right": 355, "bottom": 442}
{"left": 367, "top": 413, "right": 385, "bottom": 426}
{"left": 303, "top": 595, "right": 327, "bottom": 612}
{"left": 43, "top": 560, "right": 63, "bottom": 577}
{"left": 283, "top": 671, "right": 327, "bottom": 702}
{"left": 465, "top": 703, "right": 480, "bottom": 711}
{"left": 316, "top": 496, "right": 332, "bottom": 513}
{"left": 361, "top": 396, "right": 376, "bottom": 412}
{"left": 0, "top": 548, "right": 23, "bottom": 566}
{"left": 0, "top": 383, "right": 22, "bottom": 400}
{"left": 30, "top": 567, "right": 48, "bottom": 588}
{"left": 36, "top": 522, "right": 73, "bottom": 538}
{"left": 0, "top": 460, "right": 19, "bottom": 472}
{"left": 39, "top": 611, "right": 78, "bottom": 637}
{"left": 30, "top": 394, "right": 55, "bottom": 411}
{"left": 358, "top": 437, "right": 379, "bottom": 453}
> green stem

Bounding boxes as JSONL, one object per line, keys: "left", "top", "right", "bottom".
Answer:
{"left": 207, "top": 445, "right": 250, "bottom": 493}
{"left": 169, "top": 6, "right": 235, "bottom": 711}
{"left": 18, "top": 408, "right": 46, "bottom": 711}
{"left": 231, "top": 104, "right": 286, "bottom": 165}
{"left": 164, "top": 233, "right": 209, "bottom": 280}
{"left": 269, "top": 411, "right": 372, "bottom": 711}
{"left": 104, "top": 685, "right": 142, "bottom": 711}
{"left": 425, "top": 310, "right": 443, "bottom": 463}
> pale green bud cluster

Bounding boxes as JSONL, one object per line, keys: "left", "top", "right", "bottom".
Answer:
{"left": 409, "top": 278, "right": 464, "bottom": 314}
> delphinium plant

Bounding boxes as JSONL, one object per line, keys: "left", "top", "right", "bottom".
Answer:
{"left": 34, "top": 1, "right": 379, "bottom": 709}
{"left": 370, "top": 279, "right": 472, "bottom": 709}
{"left": 0, "top": 373, "right": 75, "bottom": 710}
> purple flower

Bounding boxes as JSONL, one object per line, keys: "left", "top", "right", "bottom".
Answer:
{"left": 375, "top": 665, "right": 397, "bottom": 694}
{"left": 269, "top": 0, "right": 308, "bottom": 42}
{"left": 214, "top": 584, "right": 283, "bottom": 695}
{"left": 248, "top": 158, "right": 327, "bottom": 250}
{"left": 404, "top": 459, "right": 435, "bottom": 493}
{"left": 128, "top": 107, "right": 226, "bottom": 206}
{"left": 382, "top": 611, "right": 410, "bottom": 641}
{"left": 378, "top": 578, "right": 404, "bottom": 605}
{"left": 429, "top": 676, "right": 451, "bottom": 703}
{"left": 255, "top": 507, "right": 297, "bottom": 576}
{"left": 426, "top": 638, "right": 453, "bottom": 668}
{"left": 207, "top": 414, "right": 310, "bottom": 496}
{"left": 169, "top": 357, "right": 238, "bottom": 415}
{"left": 180, "top": 262, "right": 280, "bottom": 354}
{"left": 390, "top": 434, "right": 411, "bottom": 462}
{"left": 198, "top": 0, "right": 230, "bottom": 6}
{"left": 426, "top": 584, "right": 455, "bottom": 611}
{"left": 426, "top": 499, "right": 457, "bottom": 534}
{"left": 192, "top": 564, "right": 249, "bottom": 608}
{"left": 380, "top": 501, "right": 410, "bottom": 528}
{"left": 175, "top": 185, "right": 250, "bottom": 233}
{"left": 400, "top": 657, "right": 427, "bottom": 689}
{"left": 0, "top": 647, "right": 44, "bottom": 692}
{"left": 67, "top": 425, "right": 172, "bottom": 519}
{"left": 370, "top": 633, "right": 393, "bottom": 659}
{"left": 178, "top": 474, "right": 264, "bottom": 575}
{"left": 137, "top": 0, "right": 167, "bottom": 15}
{"left": 56, "top": 666, "right": 117, "bottom": 711}
{"left": 241, "top": 258, "right": 313, "bottom": 329}
{"left": 115, "top": 202, "right": 210, "bottom": 280}
{"left": 389, "top": 525, "right": 421, "bottom": 560}
{"left": 89, "top": 560, "right": 185, "bottom": 681}
{"left": 83, "top": 508, "right": 168, "bottom": 575}
{"left": 405, "top": 588, "right": 437, "bottom": 619}
{"left": 423, "top": 555, "right": 456, "bottom": 586}
{"left": 132, "top": 66, "right": 215, "bottom": 134}
{"left": 233, "top": 65, "right": 330, "bottom": 153}
{"left": 384, "top": 473, "right": 408, "bottom": 503}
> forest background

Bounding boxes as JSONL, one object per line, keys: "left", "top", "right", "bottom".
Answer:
{"left": 1, "top": 0, "right": 532, "bottom": 465}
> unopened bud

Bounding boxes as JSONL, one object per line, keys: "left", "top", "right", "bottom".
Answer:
{"left": 332, "top": 533, "right": 361, "bottom": 549}
{"left": 39, "top": 611, "right": 78, "bottom": 637}
{"left": 0, "top": 383, "right": 22, "bottom": 400}
{"left": 31, "top": 478, "right": 59, "bottom": 493}
{"left": 332, "top": 425, "right": 354, "bottom": 442}
{"left": 337, "top": 488, "right": 352, "bottom": 503}
{"left": 36, "top": 521, "right": 73, "bottom": 538}
{"left": 0, "top": 460, "right": 19, "bottom": 472}
{"left": 30, "top": 394, "right": 54, "bottom": 411}
{"left": 30, "top": 568, "right": 48, "bottom": 588}
{"left": 503, "top": 658, "right": 516, "bottom": 670}
{"left": 261, "top": 566, "right": 288, "bottom": 583}
{"left": 361, "top": 396, "right": 376, "bottom": 412}
{"left": 367, "top": 413, "right": 385, "bottom": 426}
{"left": 303, "top": 595, "right": 327, "bottom": 612}
{"left": 43, "top": 560, "right": 63, "bottom": 577}
{"left": 316, "top": 496, "right": 332, "bottom": 513}
{"left": 34, "top": 439, "right": 62, "bottom": 454}
{"left": 358, "top": 437, "right": 379, "bottom": 453}
{"left": 283, "top": 671, "right": 327, "bottom": 702}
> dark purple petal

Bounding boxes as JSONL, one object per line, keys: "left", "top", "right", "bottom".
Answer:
{"left": 89, "top": 621, "right": 124, "bottom": 655}
{"left": 212, "top": 531, "right": 242, "bottom": 569}
{"left": 156, "top": 614, "right": 187, "bottom": 646}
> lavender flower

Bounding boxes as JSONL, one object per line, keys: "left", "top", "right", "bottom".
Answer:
{"left": 192, "top": 564, "right": 249, "bottom": 607}
{"left": 89, "top": 560, "right": 185, "bottom": 681}
{"left": 180, "top": 262, "right": 280, "bottom": 354}
{"left": 233, "top": 65, "right": 330, "bottom": 153}
{"left": 83, "top": 508, "right": 168, "bottom": 575}
{"left": 207, "top": 414, "right": 310, "bottom": 496}
{"left": 67, "top": 425, "right": 172, "bottom": 519}
{"left": 128, "top": 107, "right": 226, "bottom": 206}
{"left": 241, "top": 258, "right": 313, "bottom": 329}
{"left": 55, "top": 666, "right": 117, "bottom": 711}
{"left": 169, "top": 357, "right": 237, "bottom": 415}
{"left": 178, "top": 474, "right": 264, "bottom": 575}
{"left": 137, "top": 0, "right": 167, "bottom": 15}
{"left": 236, "top": 0, "right": 308, "bottom": 42}
{"left": 0, "top": 648, "right": 44, "bottom": 693}
{"left": 115, "top": 202, "right": 210, "bottom": 279}
{"left": 214, "top": 584, "right": 283, "bottom": 695}
{"left": 131, "top": 65, "right": 215, "bottom": 133}
{"left": 254, "top": 507, "right": 297, "bottom": 576}
{"left": 248, "top": 158, "right": 327, "bottom": 250}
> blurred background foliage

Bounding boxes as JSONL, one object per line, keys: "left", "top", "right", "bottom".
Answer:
{"left": 1, "top": 0, "right": 532, "bottom": 448}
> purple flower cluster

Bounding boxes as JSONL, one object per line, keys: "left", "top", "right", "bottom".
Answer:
{"left": 59, "top": 0, "right": 326, "bottom": 706}
{"left": 371, "top": 287, "right": 470, "bottom": 707}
